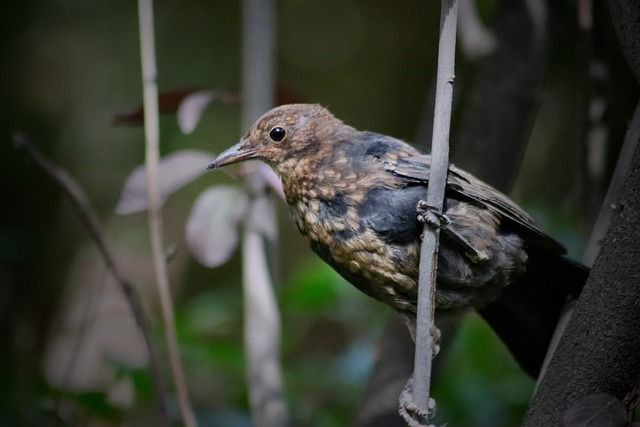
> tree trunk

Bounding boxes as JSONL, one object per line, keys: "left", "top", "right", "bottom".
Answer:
{"left": 523, "top": 138, "right": 640, "bottom": 426}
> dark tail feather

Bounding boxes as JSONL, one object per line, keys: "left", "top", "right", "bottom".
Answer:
{"left": 478, "top": 254, "right": 589, "bottom": 378}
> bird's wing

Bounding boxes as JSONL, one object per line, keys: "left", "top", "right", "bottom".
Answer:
{"left": 384, "top": 155, "right": 566, "bottom": 254}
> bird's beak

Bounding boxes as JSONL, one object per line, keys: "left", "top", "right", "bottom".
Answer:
{"left": 207, "top": 139, "right": 258, "bottom": 169}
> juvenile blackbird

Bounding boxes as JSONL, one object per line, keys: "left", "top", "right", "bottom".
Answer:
{"left": 209, "top": 103, "right": 587, "bottom": 378}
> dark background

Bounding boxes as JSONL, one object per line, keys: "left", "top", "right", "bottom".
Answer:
{"left": 1, "top": 0, "right": 637, "bottom": 426}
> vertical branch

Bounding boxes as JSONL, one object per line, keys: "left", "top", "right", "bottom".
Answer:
{"left": 242, "top": 224, "right": 287, "bottom": 427}
{"left": 137, "top": 1, "right": 197, "bottom": 426}
{"left": 412, "top": 0, "right": 458, "bottom": 415}
{"left": 241, "top": 0, "right": 288, "bottom": 426}
{"left": 242, "top": 0, "right": 276, "bottom": 126}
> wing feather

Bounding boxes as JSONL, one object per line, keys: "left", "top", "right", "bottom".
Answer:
{"left": 384, "top": 155, "right": 566, "bottom": 254}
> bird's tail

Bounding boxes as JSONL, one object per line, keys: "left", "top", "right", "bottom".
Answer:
{"left": 478, "top": 253, "right": 589, "bottom": 378}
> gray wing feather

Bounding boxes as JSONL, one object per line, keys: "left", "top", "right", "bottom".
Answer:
{"left": 384, "top": 155, "right": 566, "bottom": 254}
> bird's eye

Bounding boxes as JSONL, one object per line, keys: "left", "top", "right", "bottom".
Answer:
{"left": 269, "top": 126, "right": 286, "bottom": 142}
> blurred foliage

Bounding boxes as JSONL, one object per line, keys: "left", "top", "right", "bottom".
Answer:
{"left": 1, "top": 0, "right": 638, "bottom": 426}
{"left": 282, "top": 259, "right": 384, "bottom": 426}
{"left": 432, "top": 314, "right": 534, "bottom": 427}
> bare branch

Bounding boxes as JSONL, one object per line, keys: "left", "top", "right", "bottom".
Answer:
{"left": 240, "top": 0, "right": 288, "bottom": 426}
{"left": 412, "top": 0, "right": 458, "bottom": 419}
{"left": 13, "top": 132, "right": 170, "bottom": 427}
{"left": 137, "top": 1, "right": 197, "bottom": 426}
{"left": 242, "top": 203, "right": 287, "bottom": 427}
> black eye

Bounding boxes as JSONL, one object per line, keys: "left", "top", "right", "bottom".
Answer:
{"left": 269, "top": 126, "right": 286, "bottom": 142}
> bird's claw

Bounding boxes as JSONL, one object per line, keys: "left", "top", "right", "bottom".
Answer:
{"left": 399, "top": 375, "right": 438, "bottom": 427}
{"left": 416, "top": 200, "right": 450, "bottom": 229}
{"left": 416, "top": 200, "right": 490, "bottom": 264}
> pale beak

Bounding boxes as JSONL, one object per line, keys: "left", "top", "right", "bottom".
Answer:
{"left": 207, "top": 139, "right": 258, "bottom": 169}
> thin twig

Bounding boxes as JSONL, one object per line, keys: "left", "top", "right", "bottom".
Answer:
{"left": 412, "top": 0, "right": 458, "bottom": 418}
{"left": 13, "top": 132, "right": 170, "bottom": 427}
{"left": 240, "top": 0, "right": 288, "bottom": 425}
{"left": 242, "top": 211, "right": 287, "bottom": 427}
{"left": 137, "top": 1, "right": 197, "bottom": 426}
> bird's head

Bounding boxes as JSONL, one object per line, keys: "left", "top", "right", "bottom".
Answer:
{"left": 208, "top": 104, "right": 345, "bottom": 174}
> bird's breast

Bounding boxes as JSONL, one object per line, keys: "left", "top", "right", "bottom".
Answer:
{"left": 286, "top": 190, "right": 421, "bottom": 314}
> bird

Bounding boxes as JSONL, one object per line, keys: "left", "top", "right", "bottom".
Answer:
{"left": 208, "top": 103, "right": 588, "bottom": 381}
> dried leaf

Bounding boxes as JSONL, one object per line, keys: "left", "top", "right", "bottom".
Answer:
{"left": 113, "top": 87, "right": 239, "bottom": 127}
{"left": 178, "top": 90, "right": 216, "bottom": 134}
{"left": 178, "top": 89, "right": 241, "bottom": 134}
{"left": 115, "top": 150, "right": 213, "bottom": 215}
{"left": 186, "top": 185, "right": 248, "bottom": 268}
{"left": 113, "top": 87, "right": 204, "bottom": 126}
{"left": 113, "top": 84, "right": 297, "bottom": 127}
{"left": 562, "top": 393, "right": 627, "bottom": 427}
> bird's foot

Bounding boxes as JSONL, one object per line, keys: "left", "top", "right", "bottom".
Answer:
{"left": 416, "top": 200, "right": 450, "bottom": 228}
{"left": 399, "top": 326, "right": 441, "bottom": 427}
{"left": 416, "top": 200, "right": 489, "bottom": 264}
{"left": 399, "top": 375, "right": 438, "bottom": 427}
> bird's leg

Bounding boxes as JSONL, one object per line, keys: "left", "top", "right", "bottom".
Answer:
{"left": 398, "top": 326, "right": 441, "bottom": 427}
{"left": 416, "top": 200, "right": 489, "bottom": 263}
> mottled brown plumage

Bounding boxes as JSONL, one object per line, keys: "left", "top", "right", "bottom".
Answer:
{"left": 209, "top": 103, "right": 587, "bottom": 377}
